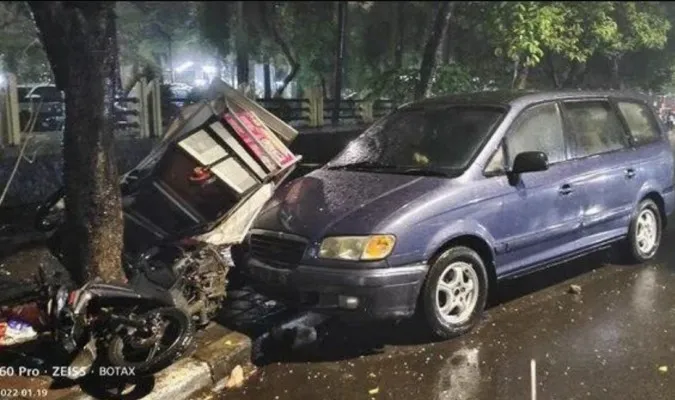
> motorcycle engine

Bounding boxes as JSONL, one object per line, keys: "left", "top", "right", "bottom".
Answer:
{"left": 170, "top": 245, "right": 231, "bottom": 326}
{"left": 139, "top": 243, "right": 231, "bottom": 326}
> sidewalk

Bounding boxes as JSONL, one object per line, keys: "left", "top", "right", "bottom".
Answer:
{"left": 0, "top": 281, "right": 295, "bottom": 400}
{"left": 2, "top": 324, "right": 252, "bottom": 400}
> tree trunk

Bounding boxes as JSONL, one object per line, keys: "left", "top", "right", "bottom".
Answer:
{"left": 4, "top": 52, "right": 19, "bottom": 75}
{"left": 610, "top": 55, "right": 624, "bottom": 90}
{"left": 394, "top": 1, "right": 405, "bottom": 69}
{"left": 263, "top": 60, "right": 272, "bottom": 99}
{"left": 29, "top": 1, "right": 125, "bottom": 284}
{"left": 123, "top": 61, "right": 141, "bottom": 96}
{"left": 546, "top": 54, "right": 562, "bottom": 89}
{"left": 332, "top": 1, "right": 347, "bottom": 126}
{"left": 571, "top": 63, "right": 588, "bottom": 88}
{"left": 441, "top": 18, "right": 455, "bottom": 65}
{"left": 414, "top": 2, "right": 452, "bottom": 100}
{"left": 320, "top": 75, "right": 328, "bottom": 99}
{"left": 235, "top": 1, "right": 249, "bottom": 88}
{"left": 514, "top": 65, "right": 529, "bottom": 90}
{"left": 257, "top": 2, "right": 299, "bottom": 98}
{"left": 324, "top": 74, "right": 334, "bottom": 99}
{"left": 111, "top": 19, "right": 122, "bottom": 93}
{"left": 562, "top": 61, "right": 586, "bottom": 89}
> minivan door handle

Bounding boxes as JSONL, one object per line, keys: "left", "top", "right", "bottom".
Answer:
{"left": 559, "top": 184, "right": 573, "bottom": 195}
{"left": 625, "top": 168, "right": 636, "bottom": 179}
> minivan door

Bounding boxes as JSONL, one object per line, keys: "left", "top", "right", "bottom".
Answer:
{"left": 494, "top": 102, "right": 585, "bottom": 276}
{"left": 560, "top": 99, "right": 636, "bottom": 243}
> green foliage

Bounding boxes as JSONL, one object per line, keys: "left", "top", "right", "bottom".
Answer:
{"left": 283, "top": 2, "right": 337, "bottom": 89}
{"left": 604, "top": 2, "right": 670, "bottom": 57}
{"left": 487, "top": 2, "right": 601, "bottom": 67}
{"left": 364, "top": 67, "right": 419, "bottom": 101}
{"left": 0, "top": 1, "right": 51, "bottom": 82}
{"left": 118, "top": 1, "right": 200, "bottom": 68}
{"left": 6, "top": 0, "right": 675, "bottom": 96}
{"left": 364, "top": 64, "right": 484, "bottom": 102}
{"left": 430, "top": 64, "right": 484, "bottom": 96}
{"left": 198, "top": 2, "right": 234, "bottom": 58}
{"left": 199, "top": 1, "right": 272, "bottom": 64}
{"left": 481, "top": 1, "right": 674, "bottom": 90}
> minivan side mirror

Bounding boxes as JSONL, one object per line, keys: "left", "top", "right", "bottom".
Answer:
{"left": 511, "top": 151, "right": 549, "bottom": 174}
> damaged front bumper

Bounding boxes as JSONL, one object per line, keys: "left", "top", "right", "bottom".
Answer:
{"left": 246, "top": 258, "right": 428, "bottom": 321}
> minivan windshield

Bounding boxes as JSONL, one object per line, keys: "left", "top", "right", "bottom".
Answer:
{"left": 327, "top": 105, "right": 505, "bottom": 176}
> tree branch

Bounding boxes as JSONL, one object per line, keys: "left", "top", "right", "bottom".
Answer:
{"left": 258, "top": 2, "right": 299, "bottom": 98}
{"left": 414, "top": 1, "right": 453, "bottom": 100}
{"left": 28, "top": 1, "right": 70, "bottom": 89}
{"left": 0, "top": 14, "right": 19, "bottom": 31}
{"left": 546, "top": 53, "right": 561, "bottom": 89}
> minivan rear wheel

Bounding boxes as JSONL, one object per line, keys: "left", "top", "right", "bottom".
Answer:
{"left": 623, "top": 199, "right": 662, "bottom": 263}
{"left": 419, "top": 246, "right": 488, "bottom": 340}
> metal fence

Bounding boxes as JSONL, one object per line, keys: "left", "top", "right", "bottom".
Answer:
{"left": 0, "top": 73, "right": 397, "bottom": 147}
{"left": 163, "top": 92, "right": 396, "bottom": 129}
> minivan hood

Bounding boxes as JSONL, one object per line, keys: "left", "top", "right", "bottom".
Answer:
{"left": 252, "top": 169, "right": 447, "bottom": 240}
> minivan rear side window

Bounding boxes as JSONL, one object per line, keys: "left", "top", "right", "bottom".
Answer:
{"left": 562, "top": 100, "right": 627, "bottom": 158}
{"left": 616, "top": 101, "right": 661, "bottom": 146}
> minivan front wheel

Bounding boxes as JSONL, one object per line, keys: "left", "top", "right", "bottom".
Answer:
{"left": 420, "top": 246, "right": 488, "bottom": 340}
{"left": 624, "top": 199, "right": 662, "bottom": 263}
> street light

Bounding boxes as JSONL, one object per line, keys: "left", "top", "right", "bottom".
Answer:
{"left": 176, "top": 61, "right": 194, "bottom": 73}
{"left": 202, "top": 65, "right": 217, "bottom": 75}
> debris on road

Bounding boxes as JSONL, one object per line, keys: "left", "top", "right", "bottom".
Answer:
{"left": 659, "top": 365, "right": 669, "bottom": 373}
{"left": 225, "top": 365, "right": 245, "bottom": 389}
{"left": 368, "top": 387, "right": 380, "bottom": 395}
{"left": 568, "top": 284, "right": 582, "bottom": 295}
{"left": 0, "top": 319, "right": 38, "bottom": 346}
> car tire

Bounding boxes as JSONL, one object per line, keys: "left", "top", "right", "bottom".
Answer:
{"left": 623, "top": 199, "right": 662, "bottom": 263}
{"left": 419, "top": 246, "right": 488, "bottom": 340}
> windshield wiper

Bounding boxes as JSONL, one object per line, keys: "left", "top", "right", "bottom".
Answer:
{"left": 327, "top": 162, "right": 451, "bottom": 177}
{"left": 326, "top": 161, "right": 398, "bottom": 171}
{"left": 399, "top": 167, "right": 450, "bottom": 177}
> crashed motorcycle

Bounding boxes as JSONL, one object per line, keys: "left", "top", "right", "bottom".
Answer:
{"left": 31, "top": 79, "right": 301, "bottom": 377}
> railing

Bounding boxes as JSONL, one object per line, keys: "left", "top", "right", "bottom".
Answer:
{"left": 0, "top": 73, "right": 397, "bottom": 146}
{"left": 165, "top": 96, "right": 396, "bottom": 129}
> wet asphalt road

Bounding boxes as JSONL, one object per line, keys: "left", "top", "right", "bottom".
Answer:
{"left": 216, "top": 223, "right": 675, "bottom": 400}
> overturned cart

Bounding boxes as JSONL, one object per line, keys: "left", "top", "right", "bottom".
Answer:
{"left": 121, "top": 80, "right": 301, "bottom": 254}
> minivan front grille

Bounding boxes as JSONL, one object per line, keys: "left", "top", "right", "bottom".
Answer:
{"left": 249, "top": 232, "right": 307, "bottom": 269}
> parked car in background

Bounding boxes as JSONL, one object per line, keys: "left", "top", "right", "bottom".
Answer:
{"left": 164, "top": 82, "right": 194, "bottom": 106}
{"left": 243, "top": 90, "right": 675, "bottom": 339}
{"left": 18, "top": 84, "right": 37, "bottom": 130}
{"left": 17, "top": 83, "right": 134, "bottom": 132}
{"left": 16, "top": 84, "right": 65, "bottom": 132}
{"left": 160, "top": 83, "right": 196, "bottom": 128}
{"left": 17, "top": 85, "right": 32, "bottom": 101}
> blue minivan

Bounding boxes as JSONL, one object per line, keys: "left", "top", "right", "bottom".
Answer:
{"left": 243, "top": 91, "right": 675, "bottom": 339}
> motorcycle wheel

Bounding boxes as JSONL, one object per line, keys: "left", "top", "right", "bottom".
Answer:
{"left": 106, "top": 307, "right": 195, "bottom": 376}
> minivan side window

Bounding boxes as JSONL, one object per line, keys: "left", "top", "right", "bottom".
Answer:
{"left": 616, "top": 101, "right": 661, "bottom": 146}
{"left": 484, "top": 144, "right": 505, "bottom": 175}
{"left": 505, "top": 102, "right": 566, "bottom": 165}
{"left": 562, "top": 100, "right": 627, "bottom": 158}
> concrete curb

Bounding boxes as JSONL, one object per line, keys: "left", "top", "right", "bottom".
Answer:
{"left": 55, "top": 331, "right": 253, "bottom": 400}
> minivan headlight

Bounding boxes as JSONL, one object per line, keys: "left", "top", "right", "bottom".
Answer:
{"left": 318, "top": 235, "right": 396, "bottom": 261}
